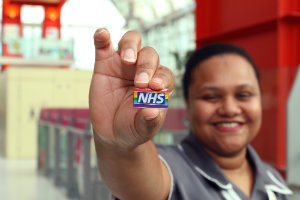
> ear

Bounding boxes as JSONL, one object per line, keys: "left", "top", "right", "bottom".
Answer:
{"left": 184, "top": 97, "right": 191, "bottom": 130}
{"left": 184, "top": 97, "right": 190, "bottom": 120}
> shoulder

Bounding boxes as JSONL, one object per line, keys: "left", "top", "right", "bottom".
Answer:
{"left": 156, "top": 144, "right": 181, "bottom": 157}
{"left": 156, "top": 144, "right": 191, "bottom": 170}
{"left": 156, "top": 144, "right": 187, "bottom": 171}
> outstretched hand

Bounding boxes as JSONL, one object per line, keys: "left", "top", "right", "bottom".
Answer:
{"left": 89, "top": 29, "right": 174, "bottom": 149}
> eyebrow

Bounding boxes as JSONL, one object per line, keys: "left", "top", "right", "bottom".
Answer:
{"left": 196, "top": 87, "right": 220, "bottom": 94}
{"left": 196, "top": 84, "right": 257, "bottom": 93}
{"left": 236, "top": 84, "right": 257, "bottom": 91}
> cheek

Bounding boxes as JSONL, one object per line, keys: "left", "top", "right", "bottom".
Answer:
{"left": 243, "top": 100, "right": 262, "bottom": 127}
{"left": 247, "top": 100, "right": 261, "bottom": 117}
{"left": 188, "top": 101, "right": 215, "bottom": 124}
{"left": 244, "top": 103, "right": 262, "bottom": 142}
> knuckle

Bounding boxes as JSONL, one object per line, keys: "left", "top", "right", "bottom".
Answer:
{"left": 162, "top": 66, "right": 175, "bottom": 79}
{"left": 136, "top": 62, "right": 153, "bottom": 70}
{"left": 136, "top": 47, "right": 159, "bottom": 69}
{"left": 160, "top": 67, "right": 175, "bottom": 88}
{"left": 141, "top": 46, "right": 157, "bottom": 55}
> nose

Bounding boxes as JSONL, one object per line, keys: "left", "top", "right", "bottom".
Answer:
{"left": 217, "top": 97, "right": 241, "bottom": 117}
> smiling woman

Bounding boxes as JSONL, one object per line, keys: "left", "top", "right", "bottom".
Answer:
{"left": 156, "top": 43, "right": 291, "bottom": 199}
{"left": 185, "top": 51, "right": 262, "bottom": 197}
{"left": 90, "top": 29, "right": 293, "bottom": 200}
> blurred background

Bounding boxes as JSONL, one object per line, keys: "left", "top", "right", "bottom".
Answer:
{"left": 0, "top": 0, "right": 299, "bottom": 199}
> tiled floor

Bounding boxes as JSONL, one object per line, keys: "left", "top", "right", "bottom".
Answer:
{"left": 0, "top": 158, "right": 68, "bottom": 200}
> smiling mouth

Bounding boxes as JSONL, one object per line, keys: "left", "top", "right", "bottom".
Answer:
{"left": 215, "top": 122, "right": 241, "bottom": 127}
{"left": 213, "top": 122, "right": 244, "bottom": 131}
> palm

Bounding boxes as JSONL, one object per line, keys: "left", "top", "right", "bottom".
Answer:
{"left": 90, "top": 29, "right": 173, "bottom": 148}
{"left": 90, "top": 52, "right": 139, "bottom": 145}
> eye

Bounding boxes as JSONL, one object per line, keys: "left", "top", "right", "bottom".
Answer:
{"left": 202, "top": 94, "right": 220, "bottom": 102}
{"left": 236, "top": 92, "right": 253, "bottom": 100}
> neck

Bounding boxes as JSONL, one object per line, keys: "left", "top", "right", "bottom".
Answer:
{"left": 206, "top": 148, "right": 248, "bottom": 170}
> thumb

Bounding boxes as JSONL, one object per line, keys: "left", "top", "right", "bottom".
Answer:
{"left": 135, "top": 108, "right": 165, "bottom": 142}
{"left": 94, "top": 28, "right": 115, "bottom": 62}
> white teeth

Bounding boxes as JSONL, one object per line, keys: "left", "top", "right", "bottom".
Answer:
{"left": 216, "top": 122, "right": 239, "bottom": 127}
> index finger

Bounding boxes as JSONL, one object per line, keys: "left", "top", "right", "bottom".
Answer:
{"left": 118, "top": 31, "right": 142, "bottom": 65}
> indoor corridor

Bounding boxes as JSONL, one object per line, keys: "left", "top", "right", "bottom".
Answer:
{"left": 0, "top": 158, "right": 68, "bottom": 200}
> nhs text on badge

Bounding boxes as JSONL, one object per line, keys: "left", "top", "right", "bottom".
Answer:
{"left": 134, "top": 88, "right": 168, "bottom": 108}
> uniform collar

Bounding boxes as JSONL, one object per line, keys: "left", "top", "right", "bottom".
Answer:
{"left": 179, "top": 133, "right": 232, "bottom": 189}
{"left": 247, "top": 145, "right": 293, "bottom": 197}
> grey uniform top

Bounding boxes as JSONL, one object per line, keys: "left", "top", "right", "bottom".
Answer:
{"left": 157, "top": 133, "right": 292, "bottom": 200}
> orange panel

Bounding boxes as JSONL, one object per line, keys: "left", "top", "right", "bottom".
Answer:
{"left": 8, "top": 0, "right": 65, "bottom": 6}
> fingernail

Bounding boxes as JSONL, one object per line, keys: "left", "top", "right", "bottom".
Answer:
{"left": 136, "top": 72, "right": 149, "bottom": 84}
{"left": 95, "top": 29, "right": 106, "bottom": 41}
{"left": 123, "top": 49, "right": 136, "bottom": 62}
{"left": 97, "top": 29, "right": 106, "bottom": 34}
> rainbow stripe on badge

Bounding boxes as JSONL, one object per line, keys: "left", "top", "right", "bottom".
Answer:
{"left": 134, "top": 88, "right": 168, "bottom": 108}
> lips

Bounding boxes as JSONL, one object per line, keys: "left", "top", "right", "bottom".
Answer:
{"left": 215, "top": 122, "right": 240, "bottom": 127}
{"left": 213, "top": 122, "right": 244, "bottom": 131}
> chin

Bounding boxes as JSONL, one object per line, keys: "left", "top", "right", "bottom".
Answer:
{"left": 217, "top": 143, "right": 247, "bottom": 157}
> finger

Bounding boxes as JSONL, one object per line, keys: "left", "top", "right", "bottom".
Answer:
{"left": 149, "top": 66, "right": 175, "bottom": 92}
{"left": 118, "top": 31, "right": 141, "bottom": 65}
{"left": 135, "top": 108, "right": 164, "bottom": 142}
{"left": 94, "top": 28, "right": 114, "bottom": 61}
{"left": 134, "top": 47, "right": 159, "bottom": 88}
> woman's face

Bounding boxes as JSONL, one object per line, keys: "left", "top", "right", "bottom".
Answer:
{"left": 186, "top": 54, "right": 262, "bottom": 157}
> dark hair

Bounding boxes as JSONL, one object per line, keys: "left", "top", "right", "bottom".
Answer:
{"left": 182, "top": 43, "right": 260, "bottom": 100}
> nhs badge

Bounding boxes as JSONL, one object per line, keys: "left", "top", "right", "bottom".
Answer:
{"left": 134, "top": 88, "right": 168, "bottom": 108}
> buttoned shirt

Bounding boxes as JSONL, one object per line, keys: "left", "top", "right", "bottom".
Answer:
{"left": 157, "top": 133, "right": 292, "bottom": 200}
